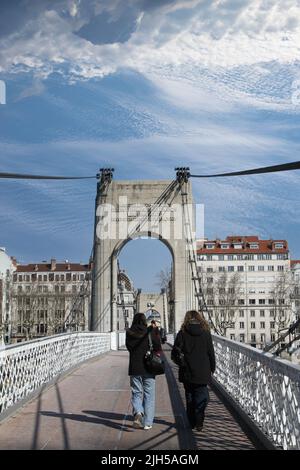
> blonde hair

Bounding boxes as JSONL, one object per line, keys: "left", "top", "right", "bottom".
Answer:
{"left": 181, "top": 310, "right": 210, "bottom": 332}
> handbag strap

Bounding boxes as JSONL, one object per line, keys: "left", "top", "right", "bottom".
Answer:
{"left": 148, "top": 331, "right": 153, "bottom": 351}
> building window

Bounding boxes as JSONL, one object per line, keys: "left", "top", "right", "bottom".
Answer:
{"left": 268, "top": 266, "right": 274, "bottom": 271}
{"left": 207, "top": 255, "right": 212, "bottom": 261}
{"left": 277, "top": 265, "right": 284, "bottom": 271}
{"left": 221, "top": 244, "right": 230, "bottom": 249}
{"left": 258, "top": 266, "right": 265, "bottom": 271}
{"left": 43, "top": 275, "right": 48, "bottom": 282}
{"left": 207, "top": 267, "right": 213, "bottom": 272}
{"left": 238, "top": 299, "right": 245, "bottom": 305}
{"left": 249, "top": 299, "right": 256, "bottom": 305}
{"left": 270, "top": 322, "right": 275, "bottom": 329}
{"left": 271, "top": 334, "right": 275, "bottom": 342}
{"left": 251, "top": 334, "right": 256, "bottom": 343}
{"left": 260, "top": 310, "right": 265, "bottom": 317}
{"left": 238, "top": 266, "right": 244, "bottom": 272}
{"left": 228, "top": 266, "right": 234, "bottom": 272}
{"left": 230, "top": 334, "right": 235, "bottom": 340}
{"left": 274, "top": 243, "right": 284, "bottom": 249}
{"left": 239, "top": 322, "right": 245, "bottom": 329}
{"left": 49, "top": 273, "right": 54, "bottom": 282}
{"left": 250, "top": 310, "right": 255, "bottom": 317}
{"left": 249, "top": 243, "right": 259, "bottom": 249}
{"left": 218, "top": 255, "right": 224, "bottom": 261}
{"left": 259, "top": 299, "right": 266, "bottom": 305}
{"left": 249, "top": 266, "right": 255, "bottom": 271}
{"left": 260, "top": 334, "right": 266, "bottom": 343}
{"left": 219, "top": 266, "right": 225, "bottom": 272}
{"left": 239, "top": 310, "right": 244, "bottom": 317}
{"left": 240, "top": 334, "right": 245, "bottom": 342}
{"left": 228, "top": 255, "right": 234, "bottom": 260}
{"left": 260, "top": 322, "right": 265, "bottom": 329}
{"left": 206, "top": 244, "right": 215, "bottom": 249}
{"left": 269, "top": 298, "right": 275, "bottom": 305}
{"left": 251, "top": 322, "right": 256, "bottom": 329}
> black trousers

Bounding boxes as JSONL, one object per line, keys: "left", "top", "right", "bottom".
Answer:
{"left": 183, "top": 383, "right": 209, "bottom": 428}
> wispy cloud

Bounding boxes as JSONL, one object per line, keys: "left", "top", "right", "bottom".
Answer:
{"left": 1, "top": 1, "right": 300, "bottom": 110}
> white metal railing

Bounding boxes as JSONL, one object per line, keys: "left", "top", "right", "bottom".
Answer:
{"left": 213, "top": 334, "right": 300, "bottom": 450}
{"left": 167, "top": 331, "right": 300, "bottom": 449}
{"left": 0, "top": 332, "right": 111, "bottom": 415}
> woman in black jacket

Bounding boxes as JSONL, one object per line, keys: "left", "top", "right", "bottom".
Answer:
{"left": 171, "top": 310, "right": 216, "bottom": 431}
{"left": 126, "top": 313, "right": 162, "bottom": 430}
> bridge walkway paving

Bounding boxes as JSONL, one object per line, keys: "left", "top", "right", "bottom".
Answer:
{"left": 0, "top": 346, "right": 258, "bottom": 450}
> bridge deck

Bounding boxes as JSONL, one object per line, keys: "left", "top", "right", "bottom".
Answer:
{"left": 0, "top": 346, "right": 258, "bottom": 450}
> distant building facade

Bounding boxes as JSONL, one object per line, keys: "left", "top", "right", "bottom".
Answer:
{"left": 197, "top": 236, "right": 294, "bottom": 350}
{"left": 11, "top": 259, "right": 91, "bottom": 343}
{"left": 117, "top": 270, "right": 136, "bottom": 330}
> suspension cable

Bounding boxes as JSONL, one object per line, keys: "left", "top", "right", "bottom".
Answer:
{"left": 190, "top": 160, "right": 300, "bottom": 178}
{"left": 0, "top": 172, "right": 98, "bottom": 180}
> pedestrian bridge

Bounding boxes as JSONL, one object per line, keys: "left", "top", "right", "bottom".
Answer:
{"left": 0, "top": 332, "right": 299, "bottom": 450}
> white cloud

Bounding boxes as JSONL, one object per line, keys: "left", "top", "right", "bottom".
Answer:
{"left": 0, "top": 0, "right": 300, "bottom": 110}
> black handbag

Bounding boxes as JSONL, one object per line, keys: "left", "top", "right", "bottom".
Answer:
{"left": 144, "top": 332, "right": 165, "bottom": 376}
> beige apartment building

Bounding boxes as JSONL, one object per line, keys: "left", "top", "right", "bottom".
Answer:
{"left": 197, "top": 236, "right": 294, "bottom": 350}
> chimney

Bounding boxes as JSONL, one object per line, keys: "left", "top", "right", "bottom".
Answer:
{"left": 51, "top": 258, "right": 56, "bottom": 271}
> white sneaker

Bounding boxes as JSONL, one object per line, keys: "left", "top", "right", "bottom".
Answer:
{"left": 144, "top": 425, "right": 152, "bottom": 430}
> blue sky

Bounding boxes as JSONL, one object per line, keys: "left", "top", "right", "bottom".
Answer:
{"left": 0, "top": 0, "right": 300, "bottom": 290}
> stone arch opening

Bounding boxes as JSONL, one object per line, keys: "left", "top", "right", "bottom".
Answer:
{"left": 91, "top": 178, "right": 196, "bottom": 333}
{"left": 112, "top": 232, "right": 174, "bottom": 331}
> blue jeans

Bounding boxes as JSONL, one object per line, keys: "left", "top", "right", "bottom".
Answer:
{"left": 184, "top": 383, "right": 209, "bottom": 428}
{"left": 130, "top": 375, "right": 156, "bottom": 426}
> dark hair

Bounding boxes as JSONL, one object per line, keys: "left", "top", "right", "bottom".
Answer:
{"left": 131, "top": 313, "right": 147, "bottom": 328}
{"left": 181, "top": 310, "right": 210, "bottom": 332}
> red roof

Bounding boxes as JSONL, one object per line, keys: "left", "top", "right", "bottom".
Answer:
{"left": 16, "top": 262, "right": 90, "bottom": 273}
{"left": 197, "top": 236, "right": 288, "bottom": 254}
{"left": 291, "top": 260, "right": 300, "bottom": 268}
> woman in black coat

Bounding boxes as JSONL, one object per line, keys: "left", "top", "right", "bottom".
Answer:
{"left": 126, "top": 313, "right": 162, "bottom": 430}
{"left": 171, "top": 310, "right": 216, "bottom": 431}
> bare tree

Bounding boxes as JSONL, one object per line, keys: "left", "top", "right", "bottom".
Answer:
{"left": 155, "top": 267, "right": 172, "bottom": 292}
{"left": 271, "top": 272, "right": 293, "bottom": 339}
{"left": 203, "top": 271, "right": 242, "bottom": 336}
